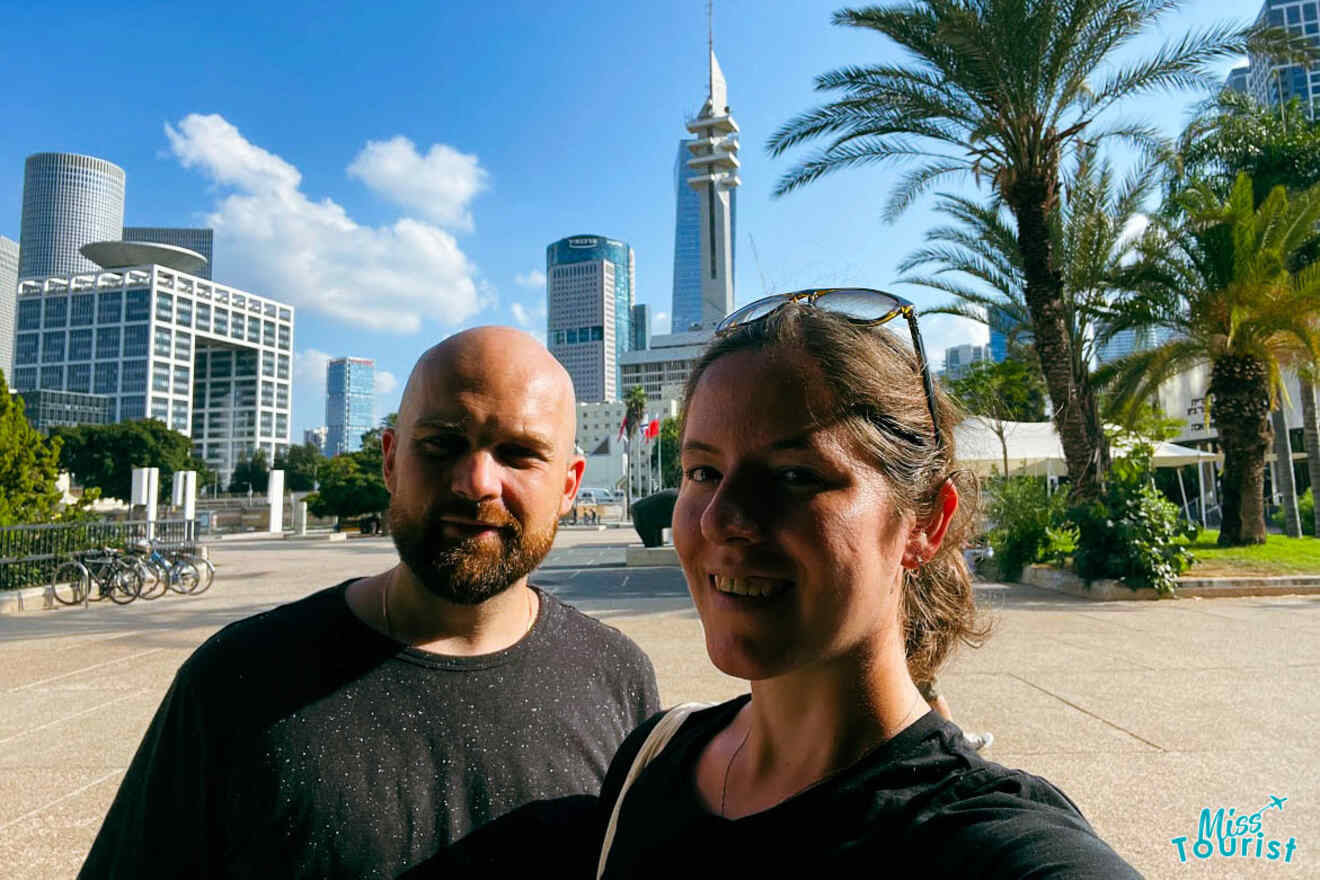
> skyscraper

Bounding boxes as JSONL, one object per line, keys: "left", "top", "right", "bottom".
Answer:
{"left": 325, "top": 357, "right": 375, "bottom": 456}
{"left": 545, "top": 235, "right": 635, "bottom": 402}
{"left": 19, "top": 153, "right": 126, "bottom": 280}
{"left": 671, "top": 139, "right": 703, "bottom": 332}
{"left": 123, "top": 227, "right": 215, "bottom": 279}
{"left": 0, "top": 236, "right": 17, "bottom": 376}
{"left": 684, "top": 49, "right": 740, "bottom": 328}
{"left": 631, "top": 303, "right": 651, "bottom": 351}
{"left": 1229, "top": 0, "right": 1320, "bottom": 115}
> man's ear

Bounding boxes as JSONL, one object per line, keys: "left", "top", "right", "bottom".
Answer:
{"left": 560, "top": 454, "right": 586, "bottom": 516}
{"left": 901, "top": 480, "right": 959, "bottom": 569}
{"left": 381, "top": 427, "right": 399, "bottom": 493}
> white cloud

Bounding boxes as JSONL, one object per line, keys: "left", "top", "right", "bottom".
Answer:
{"left": 347, "top": 136, "right": 487, "bottom": 230}
{"left": 375, "top": 370, "right": 398, "bottom": 395}
{"left": 294, "top": 348, "right": 333, "bottom": 395}
{"left": 511, "top": 303, "right": 532, "bottom": 327}
{"left": 514, "top": 269, "right": 546, "bottom": 288}
{"left": 653, "top": 311, "right": 671, "bottom": 335}
{"left": 165, "top": 114, "right": 488, "bottom": 332}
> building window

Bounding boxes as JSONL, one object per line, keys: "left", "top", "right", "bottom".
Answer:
{"left": 71, "top": 294, "right": 95, "bottom": 326}
{"left": 277, "top": 354, "right": 290, "bottom": 379}
{"left": 151, "top": 397, "right": 170, "bottom": 421}
{"left": 213, "top": 308, "right": 228, "bottom": 335}
{"left": 236, "top": 351, "right": 257, "bottom": 377}
{"left": 124, "top": 324, "right": 149, "bottom": 357}
{"left": 125, "top": 289, "right": 150, "bottom": 322}
{"left": 230, "top": 314, "right": 245, "bottom": 340}
{"left": 173, "top": 365, "right": 190, "bottom": 395}
{"left": 122, "top": 360, "right": 149, "bottom": 393}
{"left": 44, "top": 296, "right": 68, "bottom": 327}
{"left": 262, "top": 354, "right": 275, "bottom": 377}
{"left": 97, "top": 291, "right": 122, "bottom": 324}
{"left": 13, "top": 368, "right": 37, "bottom": 391}
{"left": 155, "top": 292, "right": 174, "bottom": 323}
{"left": 96, "top": 326, "right": 120, "bottom": 359}
{"left": 276, "top": 383, "right": 289, "bottom": 409}
{"left": 153, "top": 362, "right": 171, "bottom": 392}
{"left": 40, "top": 366, "right": 63, "bottom": 390}
{"left": 195, "top": 303, "right": 211, "bottom": 331}
{"left": 18, "top": 300, "right": 41, "bottom": 331}
{"left": 68, "top": 363, "right": 92, "bottom": 393}
{"left": 262, "top": 381, "right": 275, "bottom": 407}
{"left": 276, "top": 413, "right": 289, "bottom": 438}
{"left": 176, "top": 298, "right": 193, "bottom": 327}
{"left": 69, "top": 329, "right": 93, "bottom": 361}
{"left": 172, "top": 407, "right": 189, "bottom": 432}
{"left": 42, "top": 331, "right": 66, "bottom": 362}
{"left": 155, "top": 327, "right": 173, "bottom": 357}
{"left": 15, "top": 334, "right": 39, "bottom": 366}
{"left": 121, "top": 396, "right": 146, "bottom": 420}
{"left": 94, "top": 362, "right": 118, "bottom": 394}
{"left": 247, "top": 320, "right": 261, "bottom": 344}
{"left": 175, "top": 332, "right": 192, "bottom": 361}
{"left": 277, "top": 326, "right": 291, "bottom": 351}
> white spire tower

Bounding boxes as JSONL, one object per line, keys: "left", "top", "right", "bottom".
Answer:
{"left": 685, "top": 4, "right": 740, "bottom": 326}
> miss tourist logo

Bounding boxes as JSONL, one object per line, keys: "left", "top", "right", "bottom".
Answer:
{"left": 1170, "top": 795, "right": 1298, "bottom": 864}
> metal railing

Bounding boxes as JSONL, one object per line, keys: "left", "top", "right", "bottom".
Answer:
{"left": 0, "top": 519, "right": 196, "bottom": 592}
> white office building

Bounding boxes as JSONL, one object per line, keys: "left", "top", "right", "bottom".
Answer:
{"left": 942, "top": 343, "right": 991, "bottom": 379}
{"left": 0, "top": 235, "right": 17, "bottom": 376}
{"left": 546, "top": 235, "right": 635, "bottom": 402}
{"left": 684, "top": 50, "right": 740, "bottom": 328}
{"left": 619, "top": 328, "right": 714, "bottom": 403}
{"left": 13, "top": 245, "right": 293, "bottom": 484}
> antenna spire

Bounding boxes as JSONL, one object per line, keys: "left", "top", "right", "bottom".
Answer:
{"left": 707, "top": 0, "right": 713, "bottom": 96}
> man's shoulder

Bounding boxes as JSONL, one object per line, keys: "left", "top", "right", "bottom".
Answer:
{"left": 537, "top": 589, "right": 651, "bottom": 663}
{"left": 181, "top": 580, "right": 362, "bottom": 678}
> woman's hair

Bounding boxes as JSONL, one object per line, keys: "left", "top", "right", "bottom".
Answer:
{"left": 679, "top": 303, "right": 990, "bottom": 683}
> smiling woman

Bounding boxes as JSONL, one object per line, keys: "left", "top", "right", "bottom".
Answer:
{"left": 593, "top": 302, "right": 1140, "bottom": 878}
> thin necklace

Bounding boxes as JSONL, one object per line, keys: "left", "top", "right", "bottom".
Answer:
{"left": 719, "top": 692, "right": 927, "bottom": 819}
{"left": 720, "top": 722, "right": 751, "bottom": 818}
{"left": 382, "top": 582, "right": 536, "bottom": 642}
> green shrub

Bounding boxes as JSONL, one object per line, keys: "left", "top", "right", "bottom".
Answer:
{"left": 1069, "top": 443, "right": 1197, "bottom": 596}
{"left": 1271, "top": 487, "right": 1316, "bottom": 536}
{"left": 985, "top": 476, "right": 1073, "bottom": 580}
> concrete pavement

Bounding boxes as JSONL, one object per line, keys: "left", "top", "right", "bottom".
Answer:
{"left": 0, "top": 529, "right": 1316, "bottom": 878}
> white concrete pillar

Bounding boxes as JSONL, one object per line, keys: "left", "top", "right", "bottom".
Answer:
{"left": 132, "top": 467, "right": 160, "bottom": 537}
{"left": 267, "top": 470, "right": 285, "bottom": 533}
{"left": 296, "top": 501, "right": 308, "bottom": 536}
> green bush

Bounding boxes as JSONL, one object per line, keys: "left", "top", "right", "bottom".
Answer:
{"left": 985, "top": 476, "right": 1073, "bottom": 580}
{"left": 1271, "top": 487, "right": 1316, "bottom": 536}
{"left": 1069, "top": 443, "right": 1196, "bottom": 596}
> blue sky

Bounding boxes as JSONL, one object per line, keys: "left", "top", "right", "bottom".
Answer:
{"left": 0, "top": 0, "right": 1253, "bottom": 439}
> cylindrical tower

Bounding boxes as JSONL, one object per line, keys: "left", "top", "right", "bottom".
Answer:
{"left": 19, "top": 152, "right": 126, "bottom": 280}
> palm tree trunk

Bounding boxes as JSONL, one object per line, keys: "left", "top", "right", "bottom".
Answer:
{"left": 1005, "top": 178, "right": 1106, "bottom": 501}
{"left": 1301, "top": 374, "right": 1320, "bottom": 537}
{"left": 1211, "top": 355, "right": 1271, "bottom": 545}
{"left": 1272, "top": 407, "right": 1301, "bottom": 537}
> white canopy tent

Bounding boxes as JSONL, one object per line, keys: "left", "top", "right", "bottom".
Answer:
{"left": 954, "top": 418, "right": 1223, "bottom": 525}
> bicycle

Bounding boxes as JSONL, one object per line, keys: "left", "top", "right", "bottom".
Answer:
{"left": 51, "top": 549, "right": 142, "bottom": 605}
{"left": 132, "top": 540, "right": 204, "bottom": 595}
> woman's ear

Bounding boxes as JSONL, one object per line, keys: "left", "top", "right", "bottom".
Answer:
{"left": 901, "top": 480, "right": 959, "bottom": 569}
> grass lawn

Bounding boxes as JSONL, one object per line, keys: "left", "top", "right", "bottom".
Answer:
{"left": 1184, "top": 529, "right": 1320, "bottom": 576}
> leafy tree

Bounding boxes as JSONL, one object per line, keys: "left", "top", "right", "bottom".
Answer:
{"left": 948, "top": 359, "right": 1047, "bottom": 475}
{"left": 52, "top": 419, "right": 212, "bottom": 503}
{"left": 228, "top": 448, "right": 269, "bottom": 494}
{"left": 0, "top": 369, "right": 65, "bottom": 526}
{"left": 767, "top": 0, "right": 1254, "bottom": 499}
{"left": 1101, "top": 174, "right": 1320, "bottom": 544}
{"left": 304, "top": 452, "right": 389, "bottom": 521}
{"left": 274, "top": 443, "right": 327, "bottom": 492}
{"left": 650, "top": 417, "right": 681, "bottom": 490}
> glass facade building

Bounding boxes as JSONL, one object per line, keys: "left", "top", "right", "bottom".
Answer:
{"left": 17, "top": 389, "right": 114, "bottom": 432}
{"left": 325, "top": 357, "right": 375, "bottom": 456}
{"left": 631, "top": 303, "right": 651, "bottom": 352}
{"left": 19, "top": 153, "right": 126, "bottom": 280}
{"left": 123, "top": 227, "right": 215, "bottom": 279}
{"left": 13, "top": 264, "right": 293, "bottom": 484}
{"left": 0, "top": 235, "right": 17, "bottom": 376}
{"left": 1230, "top": 0, "right": 1320, "bottom": 115}
{"left": 671, "top": 139, "right": 703, "bottom": 332}
{"left": 546, "top": 235, "right": 635, "bottom": 402}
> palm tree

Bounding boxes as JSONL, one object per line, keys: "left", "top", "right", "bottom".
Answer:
{"left": 767, "top": 0, "right": 1252, "bottom": 499}
{"left": 1178, "top": 92, "right": 1320, "bottom": 536}
{"left": 1101, "top": 174, "right": 1320, "bottom": 544}
{"left": 622, "top": 386, "right": 649, "bottom": 516}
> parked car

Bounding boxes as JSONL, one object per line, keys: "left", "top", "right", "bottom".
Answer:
{"left": 577, "top": 488, "right": 614, "bottom": 506}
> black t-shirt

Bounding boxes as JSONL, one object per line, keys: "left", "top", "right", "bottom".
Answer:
{"left": 80, "top": 581, "right": 659, "bottom": 879}
{"left": 597, "top": 696, "right": 1141, "bottom": 879}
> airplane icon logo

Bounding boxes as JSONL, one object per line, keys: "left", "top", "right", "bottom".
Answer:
{"left": 1268, "top": 795, "right": 1287, "bottom": 811}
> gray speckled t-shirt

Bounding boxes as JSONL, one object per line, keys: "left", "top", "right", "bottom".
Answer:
{"left": 80, "top": 580, "right": 659, "bottom": 879}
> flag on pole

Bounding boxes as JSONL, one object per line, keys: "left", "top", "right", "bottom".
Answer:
{"left": 617, "top": 414, "right": 627, "bottom": 441}
{"left": 645, "top": 418, "right": 660, "bottom": 441}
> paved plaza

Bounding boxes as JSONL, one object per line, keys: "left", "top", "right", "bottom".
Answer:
{"left": 1, "top": 528, "right": 1316, "bottom": 879}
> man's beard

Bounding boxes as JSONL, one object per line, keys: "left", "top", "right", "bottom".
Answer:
{"left": 389, "top": 498, "right": 557, "bottom": 605}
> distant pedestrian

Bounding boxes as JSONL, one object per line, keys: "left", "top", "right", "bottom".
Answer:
{"left": 83, "top": 327, "right": 658, "bottom": 879}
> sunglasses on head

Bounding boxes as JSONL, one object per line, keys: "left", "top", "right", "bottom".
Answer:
{"left": 714, "top": 288, "right": 942, "bottom": 448}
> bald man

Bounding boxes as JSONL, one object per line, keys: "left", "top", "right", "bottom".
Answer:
{"left": 82, "top": 328, "right": 659, "bottom": 879}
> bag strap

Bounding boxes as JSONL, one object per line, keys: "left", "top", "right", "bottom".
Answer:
{"left": 596, "top": 702, "right": 711, "bottom": 880}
